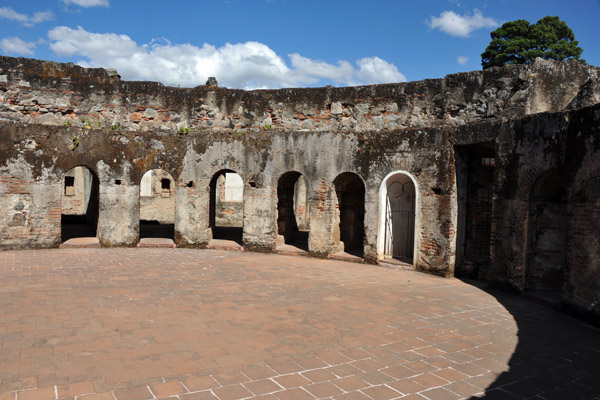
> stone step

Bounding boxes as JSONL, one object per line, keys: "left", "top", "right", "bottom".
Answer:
{"left": 275, "top": 244, "right": 308, "bottom": 257}
{"left": 206, "top": 239, "right": 244, "bottom": 252}
{"left": 60, "top": 237, "right": 101, "bottom": 248}
{"left": 137, "top": 238, "right": 176, "bottom": 248}
{"left": 379, "top": 258, "right": 414, "bottom": 270}
{"left": 327, "top": 252, "right": 364, "bottom": 264}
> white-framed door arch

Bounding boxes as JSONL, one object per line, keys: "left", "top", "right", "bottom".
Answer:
{"left": 377, "top": 170, "right": 420, "bottom": 264}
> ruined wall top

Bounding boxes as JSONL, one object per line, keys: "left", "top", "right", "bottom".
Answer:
{"left": 0, "top": 55, "right": 598, "bottom": 134}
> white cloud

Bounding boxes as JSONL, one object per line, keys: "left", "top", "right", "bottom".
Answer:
{"left": 0, "top": 37, "right": 36, "bottom": 55}
{"left": 62, "top": 0, "right": 109, "bottom": 7}
{"left": 457, "top": 55, "right": 468, "bottom": 65}
{"left": 48, "top": 26, "right": 407, "bottom": 89}
{"left": 0, "top": 7, "right": 53, "bottom": 27}
{"left": 356, "top": 57, "right": 407, "bottom": 85}
{"left": 426, "top": 9, "right": 497, "bottom": 38}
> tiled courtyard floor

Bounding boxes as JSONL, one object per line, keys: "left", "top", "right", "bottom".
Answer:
{"left": 0, "top": 249, "right": 599, "bottom": 400}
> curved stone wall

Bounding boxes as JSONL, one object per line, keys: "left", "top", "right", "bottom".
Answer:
{"left": 1, "top": 56, "right": 600, "bottom": 325}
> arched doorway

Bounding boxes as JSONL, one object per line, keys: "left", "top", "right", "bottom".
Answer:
{"left": 139, "top": 169, "right": 175, "bottom": 240}
{"left": 210, "top": 170, "right": 244, "bottom": 245}
{"left": 526, "top": 172, "right": 568, "bottom": 296}
{"left": 383, "top": 174, "right": 416, "bottom": 263}
{"left": 61, "top": 166, "right": 99, "bottom": 242}
{"left": 333, "top": 172, "right": 365, "bottom": 257}
{"left": 277, "top": 171, "right": 310, "bottom": 251}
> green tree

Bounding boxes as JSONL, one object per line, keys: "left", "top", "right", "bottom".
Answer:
{"left": 481, "top": 16, "right": 584, "bottom": 69}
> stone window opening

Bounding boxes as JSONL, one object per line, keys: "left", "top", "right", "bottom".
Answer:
{"left": 64, "top": 176, "right": 75, "bottom": 196}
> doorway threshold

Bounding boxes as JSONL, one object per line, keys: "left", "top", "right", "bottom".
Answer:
{"left": 137, "top": 238, "right": 176, "bottom": 248}
{"left": 60, "top": 237, "right": 100, "bottom": 248}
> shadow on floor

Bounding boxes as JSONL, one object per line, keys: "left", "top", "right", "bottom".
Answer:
{"left": 460, "top": 279, "right": 600, "bottom": 399}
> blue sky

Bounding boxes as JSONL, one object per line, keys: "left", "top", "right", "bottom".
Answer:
{"left": 0, "top": 0, "right": 598, "bottom": 89}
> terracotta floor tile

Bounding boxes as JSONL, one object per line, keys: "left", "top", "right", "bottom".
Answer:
{"left": 303, "top": 381, "right": 343, "bottom": 398}
{"left": 243, "top": 379, "right": 282, "bottom": 395}
{"left": 57, "top": 381, "right": 95, "bottom": 397}
{"left": 182, "top": 376, "right": 220, "bottom": 392}
{"left": 212, "top": 384, "right": 252, "bottom": 400}
{"left": 17, "top": 388, "right": 55, "bottom": 400}
{"left": 301, "top": 369, "right": 337, "bottom": 383}
{"left": 112, "top": 386, "right": 154, "bottom": 400}
{"left": 0, "top": 249, "right": 599, "bottom": 399}
{"left": 149, "top": 381, "right": 187, "bottom": 398}
{"left": 361, "top": 384, "right": 402, "bottom": 400}
{"left": 272, "top": 388, "right": 314, "bottom": 400}
{"left": 273, "top": 374, "right": 311, "bottom": 389}
{"left": 179, "top": 391, "right": 218, "bottom": 400}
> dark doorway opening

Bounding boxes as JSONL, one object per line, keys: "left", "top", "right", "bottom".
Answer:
{"left": 526, "top": 172, "right": 567, "bottom": 302}
{"left": 210, "top": 170, "right": 244, "bottom": 246}
{"left": 61, "top": 166, "right": 99, "bottom": 242}
{"left": 454, "top": 144, "right": 495, "bottom": 279}
{"left": 277, "top": 171, "right": 310, "bottom": 252}
{"left": 333, "top": 173, "right": 365, "bottom": 257}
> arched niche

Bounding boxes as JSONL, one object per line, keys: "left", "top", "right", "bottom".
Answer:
{"left": 61, "top": 166, "right": 99, "bottom": 242}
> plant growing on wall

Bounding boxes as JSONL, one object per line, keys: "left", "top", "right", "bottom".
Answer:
{"left": 176, "top": 126, "right": 191, "bottom": 140}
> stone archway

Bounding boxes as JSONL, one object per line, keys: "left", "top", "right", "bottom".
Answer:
{"left": 383, "top": 173, "right": 416, "bottom": 263}
{"left": 61, "top": 166, "right": 99, "bottom": 242}
{"left": 377, "top": 170, "right": 420, "bottom": 266}
{"left": 333, "top": 172, "right": 365, "bottom": 257}
{"left": 209, "top": 170, "right": 244, "bottom": 245}
{"left": 276, "top": 171, "right": 310, "bottom": 251}
{"left": 139, "top": 169, "right": 175, "bottom": 240}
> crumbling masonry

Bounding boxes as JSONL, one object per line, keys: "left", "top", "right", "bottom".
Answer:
{"left": 1, "top": 55, "right": 599, "bottom": 325}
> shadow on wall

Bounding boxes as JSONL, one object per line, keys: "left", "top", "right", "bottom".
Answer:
{"left": 462, "top": 280, "right": 600, "bottom": 399}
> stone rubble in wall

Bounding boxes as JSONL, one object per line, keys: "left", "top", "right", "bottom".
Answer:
{"left": 0, "top": 57, "right": 598, "bottom": 133}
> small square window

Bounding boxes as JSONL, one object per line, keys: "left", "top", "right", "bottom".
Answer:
{"left": 64, "top": 176, "right": 75, "bottom": 196}
{"left": 482, "top": 157, "right": 495, "bottom": 167}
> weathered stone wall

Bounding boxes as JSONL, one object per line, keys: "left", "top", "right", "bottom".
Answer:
{"left": 0, "top": 119, "right": 455, "bottom": 270}
{"left": 1, "top": 56, "right": 600, "bottom": 325}
{"left": 0, "top": 56, "right": 598, "bottom": 134}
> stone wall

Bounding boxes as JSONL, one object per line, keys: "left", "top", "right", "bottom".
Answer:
{"left": 0, "top": 56, "right": 598, "bottom": 134}
{"left": 1, "top": 55, "right": 600, "bottom": 325}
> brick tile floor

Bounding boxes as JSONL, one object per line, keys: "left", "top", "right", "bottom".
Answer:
{"left": 0, "top": 248, "right": 599, "bottom": 399}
